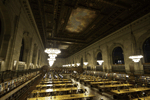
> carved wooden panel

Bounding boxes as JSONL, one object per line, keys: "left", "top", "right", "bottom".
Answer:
{"left": 96, "top": 66, "right": 103, "bottom": 71}
{"left": 112, "top": 65, "right": 125, "bottom": 72}
{"left": 143, "top": 64, "right": 150, "bottom": 74}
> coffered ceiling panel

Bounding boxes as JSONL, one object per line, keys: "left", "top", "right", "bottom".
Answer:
{"left": 29, "top": 0, "right": 150, "bottom": 58}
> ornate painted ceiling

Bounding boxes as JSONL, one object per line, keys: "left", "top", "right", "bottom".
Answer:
{"left": 29, "top": 0, "right": 150, "bottom": 58}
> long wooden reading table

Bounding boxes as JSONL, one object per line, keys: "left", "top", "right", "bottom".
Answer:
{"left": 28, "top": 93, "right": 95, "bottom": 100}
{"left": 32, "top": 87, "right": 80, "bottom": 94}
{"left": 36, "top": 83, "right": 76, "bottom": 88}
{"left": 98, "top": 84, "right": 133, "bottom": 91}
{"left": 90, "top": 81, "right": 119, "bottom": 87}
{"left": 40, "top": 81, "right": 72, "bottom": 84}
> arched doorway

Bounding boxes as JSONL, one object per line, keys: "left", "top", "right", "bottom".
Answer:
{"left": 143, "top": 37, "right": 150, "bottom": 63}
{"left": 97, "top": 52, "right": 102, "bottom": 65}
{"left": 112, "top": 47, "right": 124, "bottom": 64}
{"left": 19, "top": 39, "right": 24, "bottom": 61}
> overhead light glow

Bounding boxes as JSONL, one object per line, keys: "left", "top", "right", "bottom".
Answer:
{"left": 45, "top": 48, "right": 61, "bottom": 67}
{"left": 76, "top": 63, "right": 80, "bottom": 66}
{"left": 49, "top": 61, "right": 54, "bottom": 67}
{"left": 129, "top": 55, "right": 143, "bottom": 63}
{"left": 47, "top": 58, "right": 56, "bottom": 61}
{"left": 48, "top": 54, "right": 57, "bottom": 58}
{"left": 68, "top": 64, "right": 71, "bottom": 67}
{"left": 83, "top": 62, "right": 88, "bottom": 65}
{"left": 97, "top": 60, "right": 104, "bottom": 65}
{"left": 45, "top": 48, "right": 61, "bottom": 54}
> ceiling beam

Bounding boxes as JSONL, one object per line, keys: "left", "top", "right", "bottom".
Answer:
{"left": 77, "top": 4, "right": 102, "bottom": 11}
{"left": 47, "top": 37, "right": 86, "bottom": 44}
{"left": 98, "top": 0, "right": 130, "bottom": 9}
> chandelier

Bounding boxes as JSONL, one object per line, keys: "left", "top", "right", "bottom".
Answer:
{"left": 97, "top": 60, "right": 104, "bottom": 65}
{"left": 76, "top": 63, "right": 80, "bottom": 66}
{"left": 72, "top": 64, "right": 75, "bottom": 67}
{"left": 45, "top": 48, "right": 61, "bottom": 54}
{"left": 129, "top": 55, "right": 143, "bottom": 63}
{"left": 48, "top": 54, "right": 57, "bottom": 58}
{"left": 45, "top": 48, "right": 61, "bottom": 67}
{"left": 84, "top": 52, "right": 88, "bottom": 66}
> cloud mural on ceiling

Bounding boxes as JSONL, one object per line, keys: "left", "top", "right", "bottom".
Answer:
{"left": 65, "top": 8, "right": 96, "bottom": 33}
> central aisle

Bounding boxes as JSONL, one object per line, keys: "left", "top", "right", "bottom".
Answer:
{"left": 66, "top": 75, "right": 114, "bottom": 100}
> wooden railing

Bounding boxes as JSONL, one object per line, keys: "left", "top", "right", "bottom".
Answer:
{"left": 112, "top": 65, "right": 125, "bottom": 73}
{"left": 0, "top": 68, "right": 41, "bottom": 82}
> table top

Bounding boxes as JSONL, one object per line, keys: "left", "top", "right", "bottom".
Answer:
{"left": 84, "top": 79, "right": 109, "bottom": 82}
{"left": 36, "top": 83, "right": 74, "bottom": 87}
{"left": 32, "top": 87, "right": 79, "bottom": 93}
{"left": 40, "top": 81, "right": 72, "bottom": 84}
{"left": 42, "top": 79, "right": 69, "bottom": 81}
{"left": 132, "top": 96, "right": 150, "bottom": 100}
{"left": 90, "top": 81, "right": 119, "bottom": 85}
{"left": 111, "top": 87, "right": 150, "bottom": 94}
{"left": 28, "top": 93, "right": 95, "bottom": 100}
{"left": 98, "top": 84, "right": 133, "bottom": 88}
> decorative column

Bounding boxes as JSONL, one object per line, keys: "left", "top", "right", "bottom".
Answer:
{"left": 34, "top": 48, "right": 39, "bottom": 68}
{"left": 27, "top": 39, "right": 33, "bottom": 69}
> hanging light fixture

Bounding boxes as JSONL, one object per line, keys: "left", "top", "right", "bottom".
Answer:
{"left": 62, "top": 65, "right": 67, "bottom": 67}
{"left": 68, "top": 64, "right": 71, "bottom": 67}
{"left": 48, "top": 54, "right": 57, "bottom": 58}
{"left": 84, "top": 52, "right": 88, "bottom": 65}
{"left": 128, "top": 25, "right": 143, "bottom": 63}
{"left": 49, "top": 61, "right": 54, "bottom": 67}
{"left": 84, "top": 62, "right": 88, "bottom": 65}
{"left": 45, "top": 48, "right": 61, "bottom": 54}
{"left": 129, "top": 55, "right": 143, "bottom": 63}
{"left": 72, "top": 64, "right": 75, "bottom": 67}
{"left": 76, "top": 63, "right": 80, "bottom": 66}
{"left": 97, "top": 60, "right": 104, "bottom": 65}
{"left": 47, "top": 58, "right": 56, "bottom": 61}
{"left": 45, "top": 48, "right": 61, "bottom": 67}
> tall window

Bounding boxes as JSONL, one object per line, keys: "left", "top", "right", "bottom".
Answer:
{"left": 97, "top": 52, "right": 102, "bottom": 65}
{"left": 32, "top": 44, "right": 36, "bottom": 64}
{"left": 143, "top": 37, "right": 150, "bottom": 63}
{"left": 37, "top": 50, "right": 40, "bottom": 65}
{"left": 0, "top": 19, "right": 1, "bottom": 36}
{"left": 112, "top": 47, "right": 124, "bottom": 64}
{"left": 19, "top": 39, "right": 24, "bottom": 61}
{"left": 81, "top": 57, "right": 83, "bottom": 67}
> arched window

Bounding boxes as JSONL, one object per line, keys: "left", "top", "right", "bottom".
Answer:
{"left": 143, "top": 37, "right": 150, "bottom": 63}
{"left": 112, "top": 47, "right": 124, "bottom": 64}
{"left": 81, "top": 57, "right": 83, "bottom": 67}
{"left": 97, "top": 52, "right": 102, "bottom": 65}
{"left": 19, "top": 39, "right": 24, "bottom": 61}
